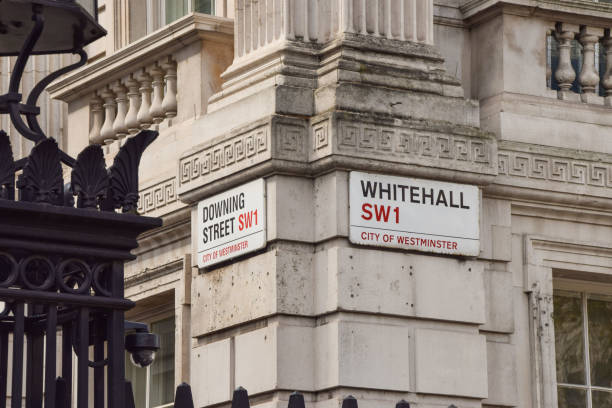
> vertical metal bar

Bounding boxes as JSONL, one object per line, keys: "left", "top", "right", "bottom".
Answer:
{"left": 26, "top": 304, "right": 45, "bottom": 408}
{"left": 11, "top": 302, "right": 25, "bottom": 408}
{"left": 44, "top": 305, "right": 58, "bottom": 408}
{"left": 0, "top": 328, "right": 8, "bottom": 408}
{"left": 107, "top": 261, "right": 125, "bottom": 408}
{"left": 61, "top": 323, "right": 72, "bottom": 408}
{"left": 55, "top": 377, "right": 68, "bottom": 408}
{"left": 77, "top": 307, "right": 89, "bottom": 408}
{"left": 93, "top": 317, "right": 105, "bottom": 408}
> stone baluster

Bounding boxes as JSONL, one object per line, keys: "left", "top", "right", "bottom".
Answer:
{"left": 124, "top": 75, "right": 141, "bottom": 135}
{"left": 88, "top": 94, "right": 105, "bottom": 145}
{"left": 136, "top": 70, "right": 153, "bottom": 129}
{"left": 554, "top": 23, "right": 578, "bottom": 100}
{"left": 99, "top": 87, "right": 117, "bottom": 144}
{"left": 161, "top": 58, "right": 178, "bottom": 118}
{"left": 578, "top": 26, "right": 604, "bottom": 103}
{"left": 112, "top": 81, "right": 129, "bottom": 139}
{"left": 149, "top": 64, "right": 166, "bottom": 124}
{"left": 602, "top": 30, "right": 612, "bottom": 106}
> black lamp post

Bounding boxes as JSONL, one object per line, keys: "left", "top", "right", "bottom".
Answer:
{"left": 0, "top": 1, "right": 163, "bottom": 407}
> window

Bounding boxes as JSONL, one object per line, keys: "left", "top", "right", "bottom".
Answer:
{"left": 553, "top": 288, "right": 612, "bottom": 408}
{"left": 129, "top": 0, "right": 216, "bottom": 43}
{"left": 126, "top": 316, "right": 176, "bottom": 408}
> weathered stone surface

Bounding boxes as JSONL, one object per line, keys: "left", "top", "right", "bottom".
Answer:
{"left": 191, "top": 339, "right": 232, "bottom": 406}
{"left": 484, "top": 340, "right": 518, "bottom": 406}
{"left": 414, "top": 328, "right": 488, "bottom": 398}
{"left": 481, "top": 268, "right": 515, "bottom": 333}
{"left": 191, "top": 243, "right": 314, "bottom": 337}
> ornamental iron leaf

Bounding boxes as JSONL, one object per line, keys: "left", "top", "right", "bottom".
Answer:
{"left": 20, "top": 138, "right": 63, "bottom": 204}
{"left": 71, "top": 144, "right": 109, "bottom": 209}
{"left": 102, "top": 130, "right": 158, "bottom": 214}
{"left": 0, "top": 130, "right": 15, "bottom": 200}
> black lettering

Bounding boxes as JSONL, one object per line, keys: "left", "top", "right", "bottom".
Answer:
{"left": 460, "top": 192, "right": 470, "bottom": 209}
{"left": 361, "top": 180, "right": 377, "bottom": 198}
{"left": 410, "top": 186, "right": 420, "bottom": 204}
{"left": 436, "top": 190, "right": 448, "bottom": 206}
{"left": 449, "top": 191, "right": 459, "bottom": 208}
{"left": 398, "top": 185, "right": 409, "bottom": 201}
{"left": 379, "top": 183, "right": 392, "bottom": 200}
{"left": 422, "top": 188, "right": 434, "bottom": 205}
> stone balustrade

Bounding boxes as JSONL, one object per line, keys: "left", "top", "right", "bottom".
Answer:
{"left": 88, "top": 56, "right": 178, "bottom": 145}
{"left": 549, "top": 23, "right": 612, "bottom": 105}
{"left": 234, "top": 0, "right": 433, "bottom": 59}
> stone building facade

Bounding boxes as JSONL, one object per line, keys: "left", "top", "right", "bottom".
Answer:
{"left": 17, "top": 0, "right": 611, "bottom": 407}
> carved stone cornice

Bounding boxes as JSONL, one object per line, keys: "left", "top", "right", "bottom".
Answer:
{"left": 137, "top": 177, "right": 180, "bottom": 216}
{"left": 486, "top": 141, "right": 612, "bottom": 209}
{"left": 461, "top": 0, "right": 612, "bottom": 28}
{"left": 178, "top": 112, "right": 497, "bottom": 203}
{"left": 125, "top": 258, "right": 183, "bottom": 288}
{"left": 48, "top": 14, "right": 233, "bottom": 102}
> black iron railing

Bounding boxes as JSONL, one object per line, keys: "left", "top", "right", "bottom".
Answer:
{"left": 169, "top": 384, "right": 459, "bottom": 408}
{"left": 0, "top": 2, "right": 162, "bottom": 407}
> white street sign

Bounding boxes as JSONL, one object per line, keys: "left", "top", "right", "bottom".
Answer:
{"left": 349, "top": 172, "right": 480, "bottom": 256}
{"left": 197, "top": 179, "right": 266, "bottom": 268}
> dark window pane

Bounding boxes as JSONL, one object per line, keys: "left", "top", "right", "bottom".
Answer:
{"left": 149, "top": 317, "right": 176, "bottom": 407}
{"left": 195, "top": 0, "right": 215, "bottom": 14}
{"left": 557, "top": 387, "right": 587, "bottom": 408}
{"left": 549, "top": 34, "right": 560, "bottom": 90}
{"left": 593, "top": 390, "right": 612, "bottom": 408}
{"left": 588, "top": 296, "right": 612, "bottom": 388}
{"left": 570, "top": 40, "right": 583, "bottom": 94}
{"left": 554, "top": 292, "right": 586, "bottom": 385}
{"left": 599, "top": 43, "right": 606, "bottom": 97}
{"left": 166, "top": 0, "right": 189, "bottom": 24}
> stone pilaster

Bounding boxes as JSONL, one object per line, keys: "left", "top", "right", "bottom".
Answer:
{"left": 183, "top": 2, "right": 495, "bottom": 408}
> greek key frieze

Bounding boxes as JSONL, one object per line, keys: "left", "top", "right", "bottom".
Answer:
{"left": 336, "top": 121, "right": 493, "bottom": 165}
{"left": 138, "top": 177, "right": 178, "bottom": 214}
{"left": 179, "top": 125, "right": 269, "bottom": 186}
{"left": 497, "top": 151, "right": 612, "bottom": 188}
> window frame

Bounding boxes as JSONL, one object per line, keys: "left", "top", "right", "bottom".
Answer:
{"left": 523, "top": 234, "right": 612, "bottom": 408}
{"left": 125, "top": 292, "right": 176, "bottom": 408}
{"left": 554, "top": 280, "right": 612, "bottom": 408}
{"left": 126, "top": 312, "right": 176, "bottom": 408}
{"left": 145, "top": 0, "right": 216, "bottom": 35}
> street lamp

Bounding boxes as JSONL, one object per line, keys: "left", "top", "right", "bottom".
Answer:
{"left": 0, "top": 0, "right": 105, "bottom": 57}
{"left": 0, "top": 1, "right": 163, "bottom": 407}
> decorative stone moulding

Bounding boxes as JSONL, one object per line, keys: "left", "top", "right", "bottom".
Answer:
{"left": 233, "top": 0, "right": 434, "bottom": 60}
{"left": 551, "top": 23, "right": 612, "bottom": 105}
{"left": 177, "top": 112, "right": 497, "bottom": 203}
{"left": 488, "top": 141, "right": 612, "bottom": 209}
{"left": 87, "top": 59, "right": 178, "bottom": 146}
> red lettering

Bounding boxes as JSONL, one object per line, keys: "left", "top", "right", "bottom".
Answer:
{"left": 374, "top": 205, "right": 391, "bottom": 222}
{"left": 361, "top": 204, "right": 373, "bottom": 220}
{"left": 238, "top": 210, "right": 258, "bottom": 231}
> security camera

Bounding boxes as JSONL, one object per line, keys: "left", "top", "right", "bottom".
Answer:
{"left": 125, "top": 324, "right": 160, "bottom": 368}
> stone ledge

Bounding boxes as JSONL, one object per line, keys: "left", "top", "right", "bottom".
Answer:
{"left": 178, "top": 112, "right": 497, "bottom": 203}
{"left": 462, "top": 0, "right": 612, "bottom": 27}
{"left": 48, "top": 13, "right": 234, "bottom": 102}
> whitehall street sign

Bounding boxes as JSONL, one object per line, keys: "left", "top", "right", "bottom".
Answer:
{"left": 197, "top": 179, "right": 266, "bottom": 268}
{"left": 349, "top": 172, "right": 480, "bottom": 256}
